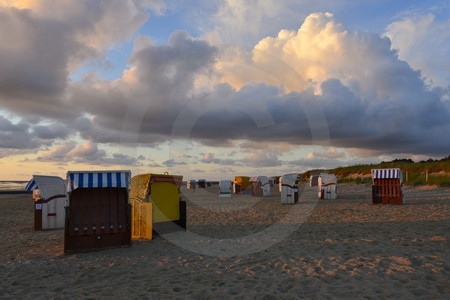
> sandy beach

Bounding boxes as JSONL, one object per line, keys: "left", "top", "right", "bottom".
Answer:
{"left": 1, "top": 183, "right": 449, "bottom": 299}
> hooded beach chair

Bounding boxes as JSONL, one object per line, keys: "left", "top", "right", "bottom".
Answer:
{"left": 250, "top": 176, "right": 271, "bottom": 197}
{"left": 25, "top": 175, "right": 66, "bottom": 230}
{"left": 318, "top": 174, "right": 337, "bottom": 199}
{"left": 281, "top": 173, "right": 300, "bottom": 204}
{"left": 130, "top": 173, "right": 185, "bottom": 236}
{"left": 371, "top": 168, "right": 404, "bottom": 204}
{"left": 219, "top": 180, "right": 232, "bottom": 197}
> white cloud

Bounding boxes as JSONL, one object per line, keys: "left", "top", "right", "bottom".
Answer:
{"left": 385, "top": 13, "right": 450, "bottom": 87}
{"left": 162, "top": 159, "right": 188, "bottom": 167}
{"left": 307, "top": 147, "right": 346, "bottom": 159}
{"left": 245, "top": 151, "right": 283, "bottom": 168}
{"left": 36, "top": 141, "right": 141, "bottom": 166}
{"left": 200, "top": 152, "right": 240, "bottom": 166}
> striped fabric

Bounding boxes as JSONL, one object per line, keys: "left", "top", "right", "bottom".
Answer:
{"left": 24, "top": 179, "right": 38, "bottom": 191}
{"left": 371, "top": 169, "right": 401, "bottom": 179}
{"left": 67, "top": 171, "right": 131, "bottom": 192}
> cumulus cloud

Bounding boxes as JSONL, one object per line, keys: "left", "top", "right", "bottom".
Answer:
{"left": 385, "top": 13, "right": 450, "bottom": 87}
{"left": 60, "top": 13, "right": 450, "bottom": 157}
{"left": 244, "top": 151, "right": 283, "bottom": 168}
{"left": 0, "top": 115, "right": 68, "bottom": 149}
{"left": 67, "top": 31, "right": 218, "bottom": 145}
{"left": 286, "top": 156, "right": 346, "bottom": 170}
{"left": 200, "top": 152, "right": 240, "bottom": 166}
{"left": 32, "top": 123, "right": 70, "bottom": 140}
{"left": 307, "top": 147, "right": 346, "bottom": 160}
{"left": 0, "top": 7, "right": 449, "bottom": 166}
{"left": 147, "top": 161, "right": 162, "bottom": 168}
{"left": 202, "top": 0, "right": 346, "bottom": 46}
{"left": 205, "top": 0, "right": 288, "bottom": 46}
{"left": 38, "top": 142, "right": 77, "bottom": 162}
{"left": 162, "top": 159, "right": 188, "bottom": 167}
{"left": 36, "top": 141, "right": 142, "bottom": 166}
{"left": 0, "top": 0, "right": 162, "bottom": 118}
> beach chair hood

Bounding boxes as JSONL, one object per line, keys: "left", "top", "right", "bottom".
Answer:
{"left": 371, "top": 168, "right": 403, "bottom": 184}
{"left": 66, "top": 170, "right": 131, "bottom": 192}
{"left": 130, "top": 173, "right": 183, "bottom": 200}
{"left": 25, "top": 175, "right": 66, "bottom": 200}
{"left": 282, "top": 174, "right": 300, "bottom": 187}
{"left": 318, "top": 174, "right": 337, "bottom": 185}
{"left": 234, "top": 176, "right": 251, "bottom": 189}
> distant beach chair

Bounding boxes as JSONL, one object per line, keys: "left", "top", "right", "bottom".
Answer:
{"left": 130, "top": 173, "right": 185, "bottom": 237}
{"left": 309, "top": 175, "right": 320, "bottom": 187}
{"left": 219, "top": 180, "right": 232, "bottom": 197}
{"left": 64, "top": 170, "right": 132, "bottom": 253}
{"left": 371, "top": 168, "right": 404, "bottom": 205}
{"left": 233, "top": 176, "right": 251, "bottom": 194}
{"left": 25, "top": 175, "right": 66, "bottom": 230}
{"left": 198, "top": 179, "right": 206, "bottom": 188}
{"left": 318, "top": 174, "right": 337, "bottom": 200}
{"left": 281, "top": 173, "right": 300, "bottom": 204}
{"left": 187, "top": 180, "right": 196, "bottom": 190}
{"left": 250, "top": 176, "right": 271, "bottom": 197}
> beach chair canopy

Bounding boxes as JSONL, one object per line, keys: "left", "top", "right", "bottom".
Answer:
{"left": 249, "top": 176, "right": 270, "bottom": 184}
{"left": 67, "top": 170, "right": 131, "bottom": 192}
{"left": 25, "top": 175, "right": 66, "bottom": 199}
{"left": 371, "top": 169, "right": 403, "bottom": 183}
{"left": 25, "top": 179, "right": 38, "bottom": 191}
{"left": 219, "top": 180, "right": 232, "bottom": 191}
{"left": 130, "top": 173, "right": 183, "bottom": 224}
{"left": 234, "top": 176, "right": 251, "bottom": 189}
{"left": 130, "top": 173, "right": 183, "bottom": 200}
{"left": 309, "top": 175, "right": 320, "bottom": 181}
{"left": 258, "top": 176, "right": 270, "bottom": 185}
{"left": 319, "top": 174, "right": 337, "bottom": 185}
{"left": 282, "top": 174, "right": 300, "bottom": 187}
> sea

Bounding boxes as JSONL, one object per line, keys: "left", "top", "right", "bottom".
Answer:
{"left": 0, "top": 181, "right": 30, "bottom": 193}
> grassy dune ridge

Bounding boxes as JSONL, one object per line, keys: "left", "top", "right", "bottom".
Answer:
{"left": 301, "top": 156, "right": 450, "bottom": 187}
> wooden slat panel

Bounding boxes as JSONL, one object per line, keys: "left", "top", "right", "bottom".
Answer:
{"left": 372, "top": 178, "right": 402, "bottom": 205}
{"left": 110, "top": 188, "right": 119, "bottom": 233}
{"left": 65, "top": 187, "right": 131, "bottom": 253}
{"left": 102, "top": 188, "right": 111, "bottom": 234}
{"left": 86, "top": 187, "right": 94, "bottom": 236}
{"left": 117, "top": 188, "right": 126, "bottom": 233}
{"left": 98, "top": 188, "right": 105, "bottom": 233}
{"left": 70, "top": 189, "right": 79, "bottom": 235}
{"left": 95, "top": 188, "right": 102, "bottom": 234}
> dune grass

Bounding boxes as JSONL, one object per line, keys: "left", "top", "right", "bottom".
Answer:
{"left": 301, "top": 156, "right": 450, "bottom": 187}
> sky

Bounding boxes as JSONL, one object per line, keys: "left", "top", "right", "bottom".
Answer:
{"left": 0, "top": 0, "right": 449, "bottom": 181}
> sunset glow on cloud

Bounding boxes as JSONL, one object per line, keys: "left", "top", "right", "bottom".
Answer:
{"left": 0, "top": 0, "right": 449, "bottom": 179}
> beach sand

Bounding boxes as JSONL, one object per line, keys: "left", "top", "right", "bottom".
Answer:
{"left": 0, "top": 184, "right": 449, "bottom": 298}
